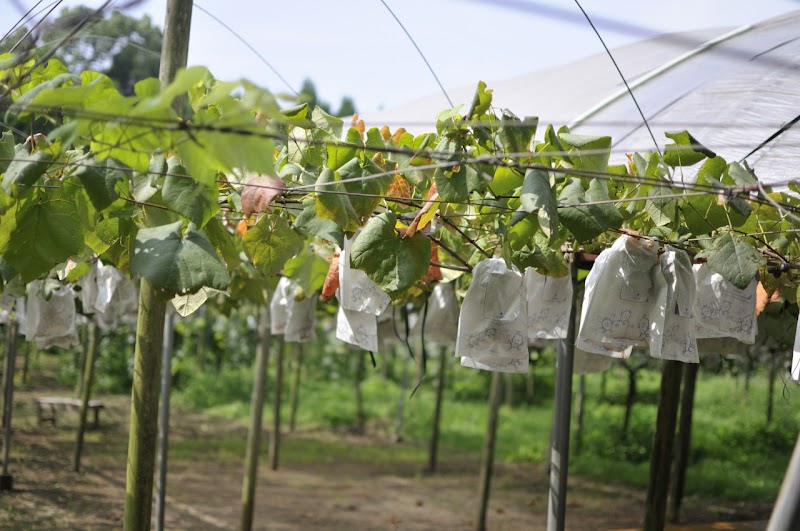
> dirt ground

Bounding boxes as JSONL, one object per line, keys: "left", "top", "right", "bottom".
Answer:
{"left": 0, "top": 370, "right": 774, "bottom": 530}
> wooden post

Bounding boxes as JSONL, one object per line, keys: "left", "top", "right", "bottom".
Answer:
{"left": 504, "top": 373, "right": 513, "bottom": 407}
{"left": 767, "top": 356, "right": 777, "bottom": 424}
{"left": 354, "top": 350, "right": 366, "bottom": 434}
{"left": 394, "top": 354, "right": 410, "bottom": 442}
{"left": 427, "top": 346, "right": 448, "bottom": 473}
{"left": 123, "top": 281, "right": 167, "bottom": 530}
{"left": 75, "top": 323, "right": 88, "bottom": 396}
{"left": 268, "top": 336, "right": 285, "bottom": 471}
{"left": 475, "top": 372, "right": 503, "bottom": 531}
{"left": 154, "top": 310, "right": 176, "bottom": 531}
{"left": 73, "top": 322, "right": 99, "bottom": 472}
{"left": 241, "top": 304, "right": 271, "bottom": 531}
{"left": 643, "top": 360, "right": 684, "bottom": 531}
{"left": 123, "top": 2, "right": 191, "bottom": 528}
{"left": 669, "top": 362, "right": 699, "bottom": 523}
{"left": 196, "top": 307, "right": 208, "bottom": 371}
{"left": 288, "top": 343, "right": 304, "bottom": 432}
{"left": 0, "top": 321, "right": 18, "bottom": 492}
{"left": 21, "top": 342, "right": 30, "bottom": 384}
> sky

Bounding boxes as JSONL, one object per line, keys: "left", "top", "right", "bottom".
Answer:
{"left": 3, "top": 0, "right": 799, "bottom": 115}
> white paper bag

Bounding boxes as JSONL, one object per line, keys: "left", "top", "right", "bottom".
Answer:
{"left": 526, "top": 269, "right": 572, "bottom": 339}
{"left": 693, "top": 264, "right": 757, "bottom": 343}
{"left": 573, "top": 347, "right": 619, "bottom": 374}
{"left": 23, "top": 280, "right": 79, "bottom": 349}
{"left": 78, "top": 261, "right": 98, "bottom": 314}
{"left": 285, "top": 295, "right": 316, "bottom": 343}
{"left": 577, "top": 235, "right": 658, "bottom": 356}
{"left": 338, "top": 235, "right": 390, "bottom": 316}
{"left": 270, "top": 276, "right": 292, "bottom": 335}
{"left": 336, "top": 306, "right": 378, "bottom": 352}
{"left": 414, "top": 282, "right": 459, "bottom": 346}
{"left": 648, "top": 247, "right": 699, "bottom": 363}
{"left": 95, "top": 261, "right": 123, "bottom": 314}
{"left": 456, "top": 258, "right": 528, "bottom": 373}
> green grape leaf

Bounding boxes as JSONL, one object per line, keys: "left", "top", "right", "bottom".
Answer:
{"left": 284, "top": 246, "right": 329, "bottom": 295}
{"left": 162, "top": 158, "right": 218, "bottom": 227}
{"left": 511, "top": 234, "right": 569, "bottom": 277}
{"left": 492, "top": 166, "right": 524, "bottom": 196}
{"left": 645, "top": 185, "right": 677, "bottom": 227}
{"left": 0, "top": 198, "right": 83, "bottom": 282}
{"left": 434, "top": 162, "right": 471, "bottom": 203}
{"left": 558, "top": 133, "right": 611, "bottom": 173}
{"left": 6, "top": 72, "right": 80, "bottom": 119}
{"left": 521, "top": 168, "right": 558, "bottom": 238}
{"left": 663, "top": 130, "right": 715, "bottom": 167}
{"left": 465, "top": 80, "right": 493, "bottom": 118}
{"left": 294, "top": 201, "right": 344, "bottom": 247}
{"left": 697, "top": 233, "right": 765, "bottom": 289}
{"left": 349, "top": 212, "right": 431, "bottom": 295}
{"left": 132, "top": 221, "right": 229, "bottom": 297}
{"left": 0, "top": 132, "right": 14, "bottom": 174}
{"left": 499, "top": 112, "right": 538, "bottom": 156}
{"left": 132, "top": 153, "right": 165, "bottom": 203}
{"left": 315, "top": 168, "right": 360, "bottom": 232}
{"left": 327, "top": 127, "right": 362, "bottom": 171}
{"left": 3, "top": 144, "right": 53, "bottom": 193}
{"left": 507, "top": 211, "right": 540, "bottom": 250}
{"left": 558, "top": 178, "right": 615, "bottom": 242}
{"left": 339, "top": 156, "right": 391, "bottom": 225}
{"left": 203, "top": 217, "right": 241, "bottom": 270}
{"left": 171, "top": 287, "right": 223, "bottom": 317}
{"left": 73, "top": 157, "right": 128, "bottom": 211}
{"left": 242, "top": 214, "right": 304, "bottom": 277}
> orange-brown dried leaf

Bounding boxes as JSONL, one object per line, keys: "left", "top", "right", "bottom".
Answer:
{"left": 391, "top": 127, "right": 407, "bottom": 147}
{"left": 405, "top": 182, "right": 439, "bottom": 238}
{"left": 380, "top": 125, "right": 391, "bottom": 141}
{"left": 423, "top": 243, "right": 442, "bottom": 284}
{"left": 321, "top": 253, "right": 340, "bottom": 302}
{"left": 241, "top": 174, "right": 285, "bottom": 217}
{"left": 756, "top": 281, "right": 769, "bottom": 316}
{"left": 236, "top": 219, "right": 249, "bottom": 237}
{"left": 355, "top": 119, "right": 366, "bottom": 139}
{"left": 387, "top": 175, "right": 411, "bottom": 199}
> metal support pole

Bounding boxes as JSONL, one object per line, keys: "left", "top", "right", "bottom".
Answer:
{"left": 766, "top": 431, "right": 800, "bottom": 531}
{"left": 155, "top": 310, "right": 176, "bottom": 531}
{"left": 547, "top": 262, "right": 578, "bottom": 531}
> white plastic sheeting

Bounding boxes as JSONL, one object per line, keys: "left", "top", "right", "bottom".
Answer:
{"left": 571, "top": 11, "right": 800, "bottom": 186}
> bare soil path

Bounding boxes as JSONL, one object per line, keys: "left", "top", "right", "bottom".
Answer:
{"left": 0, "top": 367, "right": 773, "bottom": 530}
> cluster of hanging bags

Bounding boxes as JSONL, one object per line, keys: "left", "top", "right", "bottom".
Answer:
{"left": 578, "top": 235, "right": 757, "bottom": 365}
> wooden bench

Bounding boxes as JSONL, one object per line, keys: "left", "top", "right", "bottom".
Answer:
{"left": 35, "top": 397, "right": 105, "bottom": 429}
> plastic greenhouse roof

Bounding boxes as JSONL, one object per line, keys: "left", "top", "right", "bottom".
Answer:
{"left": 364, "top": 10, "right": 800, "bottom": 186}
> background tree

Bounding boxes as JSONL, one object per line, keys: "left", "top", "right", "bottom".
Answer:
{"left": 298, "top": 78, "right": 358, "bottom": 118}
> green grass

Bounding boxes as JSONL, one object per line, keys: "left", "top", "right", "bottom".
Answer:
{"left": 171, "top": 359, "right": 800, "bottom": 505}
